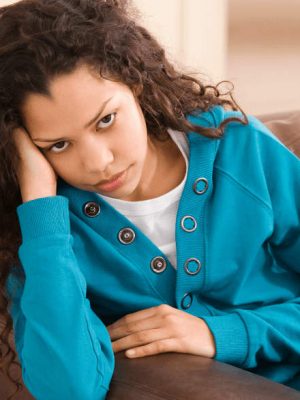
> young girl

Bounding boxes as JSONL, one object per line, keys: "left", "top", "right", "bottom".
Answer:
{"left": 0, "top": 0, "right": 299, "bottom": 399}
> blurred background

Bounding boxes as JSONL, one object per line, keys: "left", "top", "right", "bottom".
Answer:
{"left": 2, "top": 0, "right": 300, "bottom": 115}
{"left": 134, "top": 0, "right": 300, "bottom": 115}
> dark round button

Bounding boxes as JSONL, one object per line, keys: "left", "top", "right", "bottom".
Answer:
{"left": 181, "top": 215, "right": 197, "bottom": 232}
{"left": 181, "top": 293, "right": 193, "bottom": 309}
{"left": 184, "top": 258, "right": 201, "bottom": 275}
{"left": 118, "top": 228, "right": 136, "bottom": 244}
{"left": 83, "top": 201, "right": 101, "bottom": 217}
{"left": 150, "top": 256, "right": 167, "bottom": 273}
{"left": 193, "top": 177, "right": 209, "bottom": 195}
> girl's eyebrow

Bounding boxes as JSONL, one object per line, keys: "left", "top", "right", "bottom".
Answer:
{"left": 32, "top": 96, "right": 113, "bottom": 142}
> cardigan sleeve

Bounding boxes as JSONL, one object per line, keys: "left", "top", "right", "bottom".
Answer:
{"left": 6, "top": 196, "right": 114, "bottom": 400}
{"left": 201, "top": 117, "right": 300, "bottom": 369}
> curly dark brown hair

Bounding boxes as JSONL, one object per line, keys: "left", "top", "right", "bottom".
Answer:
{"left": 0, "top": 0, "right": 248, "bottom": 398}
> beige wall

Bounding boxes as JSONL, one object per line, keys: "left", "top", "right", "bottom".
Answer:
{"left": 227, "top": 0, "right": 300, "bottom": 114}
{"left": 135, "top": 0, "right": 300, "bottom": 114}
{"left": 133, "top": 0, "right": 228, "bottom": 83}
{"left": 0, "top": 0, "right": 19, "bottom": 5}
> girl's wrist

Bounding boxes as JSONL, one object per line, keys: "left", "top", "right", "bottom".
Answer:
{"left": 21, "top": 187, "right": 57, "bottom": 203}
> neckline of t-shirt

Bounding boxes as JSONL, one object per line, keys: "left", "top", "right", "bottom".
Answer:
{"left": 97, "top": 128, "right": 189, "bottom": 216}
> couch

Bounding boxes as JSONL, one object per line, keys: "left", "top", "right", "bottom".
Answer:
{"left": 1, "top": 110, "right": 300, "bottom": 400}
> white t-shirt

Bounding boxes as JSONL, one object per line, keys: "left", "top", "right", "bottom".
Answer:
{"left": 97, "top": 128, "right": 190, "bottom": 270}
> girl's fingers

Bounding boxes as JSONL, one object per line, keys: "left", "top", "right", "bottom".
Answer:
{"left": 12, "top": 127, "right": 31, "bottom": 150}
{"left": 108, "top": 304, "right": 173, "bottom": 329}
{"left": 112, "top": 327, "right": 169, "bottom": 354}
{"left": 107, "top": 305, "right": 165, "bottom": 331}
{"left": 108, "top": 315, "right": 161, "bottom": 341}
{"left": 125, "top": 338, "right": 181, "bottom": 358}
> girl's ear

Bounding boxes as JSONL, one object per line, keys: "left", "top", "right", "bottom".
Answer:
{"left": 132, "top": 83, "right": 143, "bottom": 98}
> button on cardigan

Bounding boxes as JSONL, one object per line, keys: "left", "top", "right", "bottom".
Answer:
{"left": 6, "top": 106, "right": 300, "bottom": 399}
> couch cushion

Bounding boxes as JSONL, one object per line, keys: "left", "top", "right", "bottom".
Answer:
{"left": 257, "top": 110, "right": 300, "bottom": 158}
{"left": 107, "top": 352, "right": 300, "bottom": 400}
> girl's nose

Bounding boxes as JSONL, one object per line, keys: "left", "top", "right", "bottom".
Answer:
{"left": 79, "top": 138, "right": 114, "bottom": 173}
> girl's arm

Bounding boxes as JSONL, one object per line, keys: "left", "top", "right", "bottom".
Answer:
{"left": 6, "top": 195, "right": 115, "bottom": 400}
{"left": 200, "top": 116, "right": 300, "bottom": 372}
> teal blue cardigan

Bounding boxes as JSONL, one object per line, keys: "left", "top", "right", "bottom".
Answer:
{"left": 6, "top": 106, "right": 300, "bottom": 399}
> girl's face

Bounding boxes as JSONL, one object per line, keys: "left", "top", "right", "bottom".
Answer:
{"left": 20, "top": 63, "right": 161, "bottom": 201}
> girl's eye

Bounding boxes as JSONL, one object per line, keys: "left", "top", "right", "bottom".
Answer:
{"left": 47, "top": 112, "right": 116, "bottom": 154}
{"left": 97, "top": 112, "right": 116, "bottom": 129}
{"left": 49, "top": 141, "right": 69, "bottom": 153}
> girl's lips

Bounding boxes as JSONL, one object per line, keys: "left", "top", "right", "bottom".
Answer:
{"left": 96, "top": 168, "right": 128, "bottom": 192}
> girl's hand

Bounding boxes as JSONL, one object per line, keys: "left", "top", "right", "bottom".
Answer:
{"left": 12, "top": 127, "right": 58, "bottom": 203}
{"left": 107, "top": 304, "right": 216, "bottom": 359}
